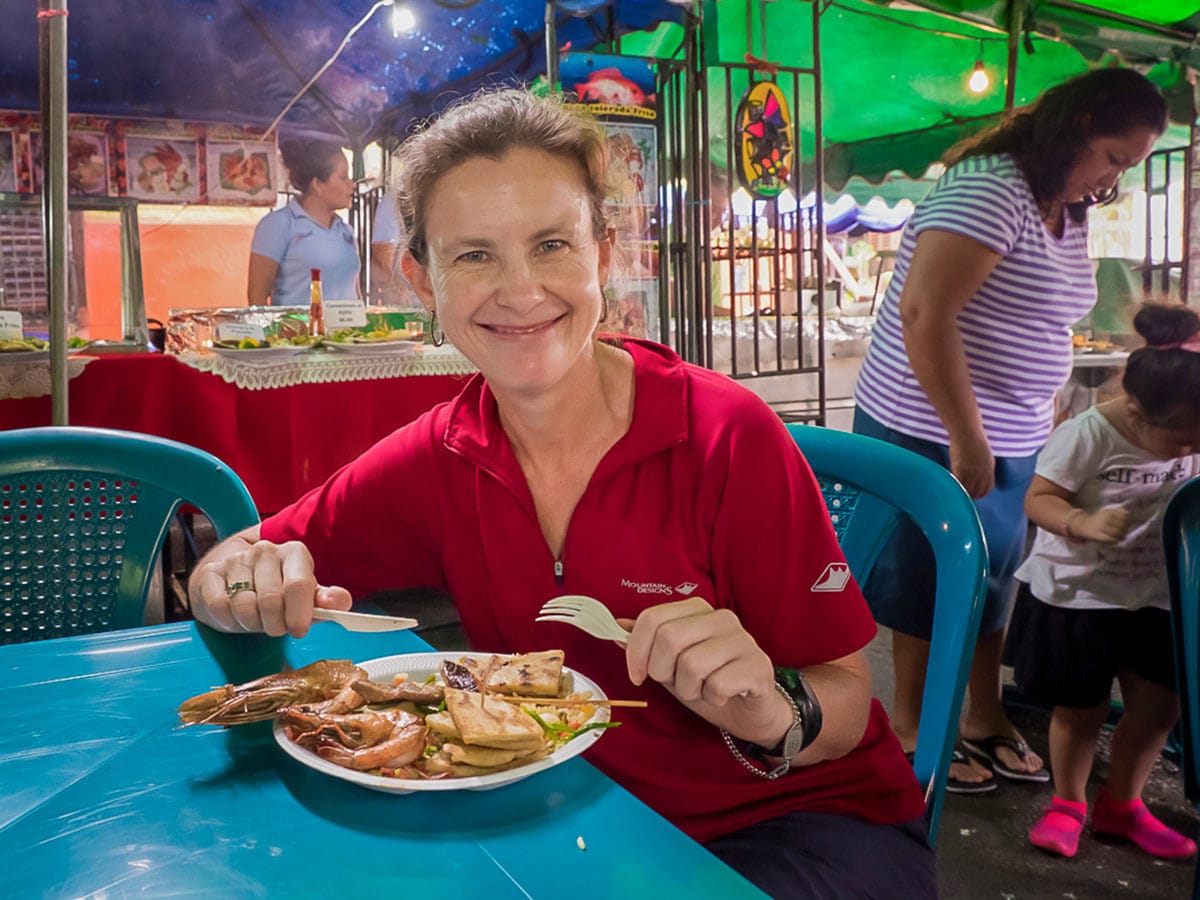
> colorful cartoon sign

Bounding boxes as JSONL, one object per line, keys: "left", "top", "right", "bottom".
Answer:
{"left": 736, "top": 81, "right": 794, "bottom": 200}
{"left": 561, "top": 54, "right": 656, "bottom": 121}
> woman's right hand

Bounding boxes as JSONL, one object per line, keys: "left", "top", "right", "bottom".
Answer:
{"left": 188, "top": 534, "right": 352, "bottom": 638}
{"left": 949, "top": 431, "right": 995, "bottom": 498}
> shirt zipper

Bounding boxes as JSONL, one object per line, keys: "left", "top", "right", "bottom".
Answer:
{"left": 554, "top": 559, "right": 564, "bottom": 585}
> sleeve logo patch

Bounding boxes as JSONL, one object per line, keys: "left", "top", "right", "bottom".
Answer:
{"left": 811, "top": 563, "right": 852, "bottom": 593}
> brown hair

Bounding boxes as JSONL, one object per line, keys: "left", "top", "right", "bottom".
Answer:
{"left": 945, "top": 67, "right": 1167, "bottom": 224}
{"left": 1123, "top": 302, "right": 1200, "bottom": 430}
{"left": 279, "top": 138, "right": 346, "bottom": 195}
{"left": 395, "top": 89, "right": 614, "bottom": 264}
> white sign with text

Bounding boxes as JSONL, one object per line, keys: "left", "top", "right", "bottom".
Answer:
{"left": 325, "top": 300, "right": 369, "bottom": 329}
{"left": 213, "top": 321, "right": 266, "bottom": 343}
{"left": 0, "top": 310, "right": 23, "bottom": 339}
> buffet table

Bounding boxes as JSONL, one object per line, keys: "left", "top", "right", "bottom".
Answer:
{"left": 0, "top": 348, "right": 475, "bottom": 513}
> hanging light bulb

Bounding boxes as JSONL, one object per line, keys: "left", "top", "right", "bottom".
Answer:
{"left": 967, "top": 43, "right": 989, "bottom": 94}
{"left": 968, "top": 60, "right": 990, "bottom": 94}
{"left": 391, "top": 1, "right": 417, "bottom": 35}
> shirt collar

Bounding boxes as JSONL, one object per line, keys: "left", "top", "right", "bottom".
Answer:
{"left": 443, "top": 339, "right": 689, "bottom": 473}
{"left": 285, "top": 197, "right": 349, "bottom": 234}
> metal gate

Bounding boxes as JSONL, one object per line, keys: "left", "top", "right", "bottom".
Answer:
{"left": 1144, "top": 144, "right": 1189, "bottom": 300}
{"left": 651, "top": 3, "right": 829, "bottom": 423}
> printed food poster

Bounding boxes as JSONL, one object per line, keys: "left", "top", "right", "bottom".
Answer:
{"left": 0, "top": 130, "right": 14, "bottom": 192}
{"left": 206, "top": 140, "right": 277, "bottom": 204}
{"left": 67, "top": 132, "right": 110, "bottom": 195}
{"left": 606, "top": 279, "right": 660, "bottom": 342}
{"left": 29, "top": 130, "right": 111, "bottom": 196}
{"left": 606, "top": 122, "right": 657, "bottom": 210}
{"left": 126, "top": 135, "right": 200, "bottom": 202}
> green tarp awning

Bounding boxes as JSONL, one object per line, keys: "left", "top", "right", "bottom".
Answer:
{"left": 618, "top": 0, "right": 1199, "bottom": 188}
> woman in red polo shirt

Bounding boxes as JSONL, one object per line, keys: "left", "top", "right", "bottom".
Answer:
{"left": 189, "top": 89, "right": 932, "bottom": 898}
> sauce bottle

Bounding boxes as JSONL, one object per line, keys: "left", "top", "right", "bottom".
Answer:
{"left": 309, "top": 268, "right": 325, "bottom": 337}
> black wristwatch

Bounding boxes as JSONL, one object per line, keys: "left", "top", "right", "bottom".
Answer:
{"left": 751, "top": 666, "right": 823, "bottom": 760}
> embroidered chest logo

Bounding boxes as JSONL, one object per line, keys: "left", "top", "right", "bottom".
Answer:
{"left": 811, "top": 563, "right": 852, "bottom": 593}
{"left": 620, "top": 578, "right": 699, "bottom": 596}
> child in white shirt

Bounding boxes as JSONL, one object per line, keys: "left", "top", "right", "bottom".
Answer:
{"left": 1009, "top": 302, "right": 1200, "bottom": 860}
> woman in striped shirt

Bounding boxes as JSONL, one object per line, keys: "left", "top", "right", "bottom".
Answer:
{"left": 852, "top": 67, "right": 1168, "bottom": 794}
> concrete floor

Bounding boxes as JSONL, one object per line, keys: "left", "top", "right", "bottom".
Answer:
{"left": 864, "top": 628, "right": 1196, "bottom": 900}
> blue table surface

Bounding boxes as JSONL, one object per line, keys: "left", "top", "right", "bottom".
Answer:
{"left": 0, "top": 622, "right": 763, "bottom": 898}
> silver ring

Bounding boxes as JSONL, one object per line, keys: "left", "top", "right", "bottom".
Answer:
{"left": 226, "top": 580, "right": 254, "bottom": 598}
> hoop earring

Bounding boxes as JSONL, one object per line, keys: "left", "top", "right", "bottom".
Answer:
{"left": 430, "top": 311, "right": 446, "bottom": 347}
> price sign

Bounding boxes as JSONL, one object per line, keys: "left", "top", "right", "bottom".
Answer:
{"left": 0, "top": 310, "right": 23, "bottom": 339}
{"left": 326, "top": 300, "right": 368, "bottom": 329}
{"left": 213, "top": 321, "right": 266, "bottom": 343}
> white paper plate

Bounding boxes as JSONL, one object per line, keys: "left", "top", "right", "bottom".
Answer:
{"left": 273, "top": 651, "right": 610, "bottom": 794}
{"left": 322, "top": 339, "right": 422, "bottom": 354}
{"left": 0, "top": 348, "right": 49, "bottom": 364}
{"left": 210, "top": 345, "right": 307, "bottom": 361}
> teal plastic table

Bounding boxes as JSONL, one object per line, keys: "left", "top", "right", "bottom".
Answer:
{"left": 0, "top": 622, "right": 763, "bottom": 898}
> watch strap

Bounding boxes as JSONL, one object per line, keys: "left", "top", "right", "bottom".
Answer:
{"left": 767, "top": 666, "right": 822, "bottom": 754}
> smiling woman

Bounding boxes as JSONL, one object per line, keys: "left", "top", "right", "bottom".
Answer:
{"left": 186, "top": 89, "right": 936, "bottom": 899}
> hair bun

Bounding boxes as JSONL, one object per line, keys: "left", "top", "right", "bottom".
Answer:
{"left": 1134, "top": 302, "right": 1200, "bottom": 347}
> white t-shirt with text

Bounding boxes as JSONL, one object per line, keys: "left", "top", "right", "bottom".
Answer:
{"left": 1015, "top": 405, "right": 1200, "bottom": 611}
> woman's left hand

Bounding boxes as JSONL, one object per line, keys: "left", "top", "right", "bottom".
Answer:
{"left": 621, "top": 596, "right": 789, "bottom": 747}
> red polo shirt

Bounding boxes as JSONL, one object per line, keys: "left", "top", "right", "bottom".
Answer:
{"left": 262, "top": 339, "right": 925, "bottom": 841}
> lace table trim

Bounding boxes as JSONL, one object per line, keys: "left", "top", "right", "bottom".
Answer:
{"left": 0, "top": 357, "right": 95, "bottom": 400}
{"left": 176, "top": 346, "right": 477, "bottom": 390}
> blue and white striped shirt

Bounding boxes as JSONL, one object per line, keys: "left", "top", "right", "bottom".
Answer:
{"left": 854, "top": 154, "right": 1096, "bottom": 456}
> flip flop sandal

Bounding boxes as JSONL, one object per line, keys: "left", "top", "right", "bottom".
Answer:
{"left": 943, "top": 747, "right": 998, "bottom": 795}
{"left": 960, "top": 735, "right": 1051, "bottom": 783}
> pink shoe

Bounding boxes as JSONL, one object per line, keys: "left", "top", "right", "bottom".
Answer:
{"left": 1030, "top": 797, "right": 1087, "bottom": 858}
{"left": 1092, "top": 792, "right": 1197, "bottom": 860}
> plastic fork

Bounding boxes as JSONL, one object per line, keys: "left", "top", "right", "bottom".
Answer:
{"left": 535, "top": 594, "right": 630, "bottom": 644}
{"left": 311, "top": 608, "right": 420, "bottom": 633}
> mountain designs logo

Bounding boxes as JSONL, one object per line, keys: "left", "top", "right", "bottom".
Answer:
{"left": 620, "top": 578, "right": 701, "bottom": 596}
{"left": 811, "top": 563, "right": 852, "bottom": 593}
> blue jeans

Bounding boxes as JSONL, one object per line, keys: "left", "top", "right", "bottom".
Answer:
{"left": 852, "top": 409, "right": 1038, "bottom": 639}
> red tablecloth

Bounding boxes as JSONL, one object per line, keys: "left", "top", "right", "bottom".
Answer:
{"left": 0, "top": 353, "right": 470, "bottom": 514}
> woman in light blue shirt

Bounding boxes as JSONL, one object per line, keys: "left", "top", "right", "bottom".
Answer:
{"left": 248, "top": 139, "right": 360, "bottom": 305}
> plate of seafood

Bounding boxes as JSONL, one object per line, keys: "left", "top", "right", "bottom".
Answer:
{"left": 178, "top": 651, "right": 620, "bottom": 795}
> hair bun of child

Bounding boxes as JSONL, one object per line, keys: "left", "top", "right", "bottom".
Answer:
{"left": 1134, "top": 302, "right": 1200, "bottom": 347}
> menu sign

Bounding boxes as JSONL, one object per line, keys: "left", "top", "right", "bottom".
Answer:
{"left": 325, "top": 300, "right": 368, "bottom": 329}
{"left": 0, "top": 310, "right": 22, "bottom": 339}
{"left": 213, "top": 321, "right": 266, "bottom": 343}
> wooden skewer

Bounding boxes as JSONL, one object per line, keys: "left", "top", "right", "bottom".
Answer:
{"left": 495, "top": 696, "right": 648, "bottom": 708}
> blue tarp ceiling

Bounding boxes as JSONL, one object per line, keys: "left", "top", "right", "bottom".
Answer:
{"left": 0, "top": 0, "right": 684, "bottom": 145}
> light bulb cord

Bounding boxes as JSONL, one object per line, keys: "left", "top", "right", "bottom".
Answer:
{"left": 262, "top": 0, "right": 396, "bottom": 143}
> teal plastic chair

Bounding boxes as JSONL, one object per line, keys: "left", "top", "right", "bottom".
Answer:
{"left": 787, "top": 424, "right": 989, "bottom": 844}
{"left": 0, "top": 427, "right": 259, "bottom": 644}
{"left": 1162, "top": 475, "right": 1200, "bottom": 898}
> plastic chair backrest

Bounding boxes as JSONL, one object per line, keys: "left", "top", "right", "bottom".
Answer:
{"left": 787, "top": 424, "right": 989, "bottom": 845}
{"left": 1164, "top": 475, "right": 1200, "bottom": 803}
{"left": 1162, "top": 475, "right": 1200, "bottom": 899}
{"left": 0, "top": 426, "right": 258, "bottom": 644}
